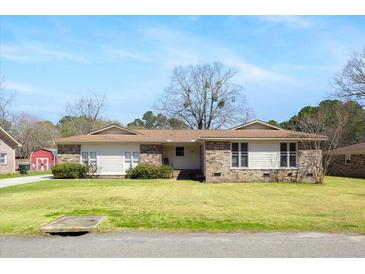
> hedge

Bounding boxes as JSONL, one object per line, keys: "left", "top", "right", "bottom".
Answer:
{"left": 127, "top": 163, "right": 174, "bottom": 179}
{"left": 52, "top": 163, "right": 88, "bottom": 179}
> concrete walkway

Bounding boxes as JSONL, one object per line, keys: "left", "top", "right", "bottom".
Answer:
{"left": 1, "top": 231, "right": 365, "bottom": 257}
{"left": 0, "top": 174, "right": 53, "bottom": 188}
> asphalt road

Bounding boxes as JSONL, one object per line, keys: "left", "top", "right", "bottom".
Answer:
{"left": 1, "top": 231, "right": 365, "bottom": 257}
{"left": 0, "top": 175, "right": 53, "bottom": 188}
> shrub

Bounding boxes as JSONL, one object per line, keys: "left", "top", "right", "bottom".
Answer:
{"left": 52, "top": 163, "right": 88, "bottom": 179}
{"left": 159, "top": 164, "right": 174, "bottom": 179}
{"left": 127, "top": 164, "right": 174, "bottom": 179}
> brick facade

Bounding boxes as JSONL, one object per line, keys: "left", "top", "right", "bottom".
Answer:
{"left": 140, "top": 144, "right": 162, "bottom": 165}
{"left": 328, "top": 154, "right": 365, "bottom": 178}
{"left": 57, "top": 144, "right": 81, "bottom": 164}
{"left": 204, "top": 141, "right": 322, "bottom": 183}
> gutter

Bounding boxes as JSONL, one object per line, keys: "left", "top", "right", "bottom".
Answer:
{"left": 198, "top": 137, "right": 328, "bottom": 141}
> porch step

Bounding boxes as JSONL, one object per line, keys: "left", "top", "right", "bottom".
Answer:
{"left": 173, "top": 169, "right": 202, "bottom": 180}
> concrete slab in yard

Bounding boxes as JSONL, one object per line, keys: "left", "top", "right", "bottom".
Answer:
{"left": 40, "top": 216, "right": 105, "bottom": 234}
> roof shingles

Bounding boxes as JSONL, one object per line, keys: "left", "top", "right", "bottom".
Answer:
{"left": 329, "top": 142, "right": 365, "bottom": 155}
{"left": 55, "top": 129, "right": 327, "bottom": 144}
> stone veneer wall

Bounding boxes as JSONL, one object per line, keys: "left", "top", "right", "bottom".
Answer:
{"left": 328, "top": 154, "right": 365, "bottom": 178}
{"left": 204, "top": 141, "right": 322, "bottom": 183}
{"left": 57, "top": 144, "right": 81, "bottom": 164}
{"left": 140, "top": 144, "right": 162, "bottom": 165}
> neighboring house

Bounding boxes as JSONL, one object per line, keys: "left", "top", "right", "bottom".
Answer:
{"left": 0, "top": 126, "right": 22, "bottom": 174}
{"left": 30, "top": 148, "right": 57, "bottom": 171}
{"left": 55, "top": 119, "right": 327, "bottom": 182}
{"left": 328, "top": 142, "right": 365, "bottom": 178}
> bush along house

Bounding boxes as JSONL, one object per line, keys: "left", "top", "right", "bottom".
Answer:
{"left": 54, "top": 119, "right": 328, "bottom": 183}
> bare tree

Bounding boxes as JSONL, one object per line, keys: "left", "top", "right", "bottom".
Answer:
{"left": 333, "top": 48, "right": 365, "bottom": 106}
{"left": 296, "top": 104, "right": 348, "bottom": 183}
{"left": 157, "top": 62, "right": 253, "bottom": 129}
{"left": 10, "top": 114, "right": 60, "bottom": 159}
{"left": 0, "top": 79, "right": 15, "bottom": 130}
{"left": 63, "top": 94, "right": 107, "bottom": 135}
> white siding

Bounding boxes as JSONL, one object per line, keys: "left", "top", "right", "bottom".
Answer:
{"left": 81, "top": 143, "right": 140, "bottom": 175}
{"left": 163, "top": 144, "right": 200, "bottom": 170}
{"left": 248, "top": 142, "right": 280, "bottom": 169}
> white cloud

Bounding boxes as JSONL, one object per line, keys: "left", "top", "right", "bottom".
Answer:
{"left": 141, "top": 26, "right": 292, "bottom": 83}
{"left": 105, "top": 49, "right": 152, "bottom": 62}
{"left": 35, "top": 48, "right": 90, "bottom": 64}
{"left": 1, "top": 44, "right": 90, "bottom": 64}
{"left": 0, "top": 45, "right": 32, "bottom": 62}
{"left": 5, "top": 81, "right": 45, "bottom": 95}
{"left": 225, "top": 59, "right": 292, "bottom": 83}
{"left": 261, "top": 16, "right": 315, "bottom": 29}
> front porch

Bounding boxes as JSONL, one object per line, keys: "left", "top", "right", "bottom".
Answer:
{"left": 162, "top": 143, "right": 202, "bottom": 170}
{"left": 163, "top": 143, "right": 203, "bottom": 180}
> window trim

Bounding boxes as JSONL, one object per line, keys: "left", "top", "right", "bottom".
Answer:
{"left": 125, "top": 151, "right": 140, "bottom": 172}
{"left": 230, "top": 142, "right": 249, "bottom": 169}
{"left": 345, "top": 154, "right": 352, "bottom": 165}
{"left": 280, "top": 142, "right": 298, "bottom": 168}
{"left": 0, "top": 153, "right": 7, "bottom": 165}
{"left": 80, "top": 151, "right": 97, "bottom": 167}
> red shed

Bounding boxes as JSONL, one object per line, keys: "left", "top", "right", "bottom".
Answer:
{"left": 30, "top": 148, "right": 57, "bottom": 171}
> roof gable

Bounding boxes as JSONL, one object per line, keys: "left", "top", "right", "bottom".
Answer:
{"left": 0, "top": 127, "right": 21, "bottom": 148}
{"left": 88, "top": 125, "right": 142, "bottom": 135}
{"left": 230, "top": 119, "right": 282, "bottom": 131}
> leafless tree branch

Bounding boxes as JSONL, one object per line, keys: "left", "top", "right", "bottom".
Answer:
{"left": 63, "top": 93, "right": 107, "bottom": 134}
{"left": 333, "top": 47, "right": 365, "bottom": 106}
{"left": 156, "top": 62, "right": 254, "bottom": 129}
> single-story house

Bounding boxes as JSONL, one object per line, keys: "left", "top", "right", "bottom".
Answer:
{"left": 30, "top": 148, "right": 57, "bottom": 171}
{"left": 328, "top": 142, "right": 365, "bottom": 178}
{"left": 0, "top": 126, "right": 22, "bottom": 174}
{"left": 55, "top": 119, "right": 327, "bottom": 182}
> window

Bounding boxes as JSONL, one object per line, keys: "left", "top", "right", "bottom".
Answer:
{"left": 176, "top": 147, "right": 184, "bottom": 156}
{"left": 231, "top": 143, "right": 239, "bottom": 167}
{"left": 125, "top": 151, "right": 140, "bottom": 171}
{"left": 89, "top": 152, "right": 97, "bottom": 168}
{"left": 280, "top": 143, "right": 297, "bottom": 168}
{"left": 231, "top": 142, "right": 248, "bottom": 168}
{"left": 280, "top": 143, "right": 288, "bottom": 167}
{"left": 289, "top": 143, "right": 297, "bottom": 167}
{"left": 0, "top": 153, "right": 7, "bottom": 165}
{"left": 81, "top": 152, "right": 89, "bottom": 165}
{"left": 125, "top": 152, "right": 132, "bottom": 170}
{"left": 132, "top": 152, "right": 139, "bottom": 167}
{"left": 81, "top": 152, "right": 97, "bottom": 167}
{"left": 240, "top": 143, "right": 248, "bottom": 167}
{"left": 345, "top": 154, "right": 352, "bottom": 165}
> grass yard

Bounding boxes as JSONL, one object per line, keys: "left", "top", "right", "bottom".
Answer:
{"left": 0, "top": 170, "right": 52, "bottom": 179}
{"left": 0, "top": 176, "right": 365, "bottom": 235}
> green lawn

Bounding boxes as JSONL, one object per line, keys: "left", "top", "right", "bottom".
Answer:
{"left": 0, "top": 170, "right": 52, "bottom": 179}
{"left": 0, "top": 176, "right": 365, "bottom": 235}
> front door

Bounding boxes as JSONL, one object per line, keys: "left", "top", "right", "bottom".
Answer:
{"left": 36, "top": 158, "right": 49, "bottom": 171}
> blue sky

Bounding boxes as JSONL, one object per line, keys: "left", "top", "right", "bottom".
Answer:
{"left": 1, "top": 16, "right": 365, "bottom": 125}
